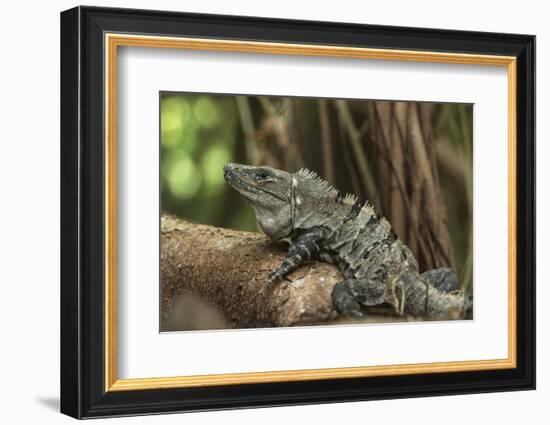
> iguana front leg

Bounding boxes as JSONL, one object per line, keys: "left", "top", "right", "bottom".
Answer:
{"left": 268, "top": 227, "right": 326, "bottom": 284}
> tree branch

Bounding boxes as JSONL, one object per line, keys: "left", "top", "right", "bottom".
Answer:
{"left": 161, "top": 215, "right": 341, "bottom": 329}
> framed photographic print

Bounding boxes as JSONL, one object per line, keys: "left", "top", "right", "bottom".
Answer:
{"left": 60, "top": 6, "right": 535, "bottom": 419}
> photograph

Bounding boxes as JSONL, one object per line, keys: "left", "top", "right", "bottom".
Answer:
{"left": 59, "top": 6, "right": 535, "bottom": 418}
{"left": 159, "top": 92, "right": 474, "bottom": 332}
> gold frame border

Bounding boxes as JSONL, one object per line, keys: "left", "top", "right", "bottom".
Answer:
{"left": 104, "top": 33, "right": 518, "bottom": 392}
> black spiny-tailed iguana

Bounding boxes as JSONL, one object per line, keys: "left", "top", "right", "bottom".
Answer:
{"left": 223, "top": 163, "right": 472, "bottom": 320}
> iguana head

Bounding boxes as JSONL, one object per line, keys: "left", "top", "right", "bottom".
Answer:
{"left": 224, "top": 163, "right": 362, "bottom": 240}
{"left": 223, "top": 163, "right": 295, "bottom": 240}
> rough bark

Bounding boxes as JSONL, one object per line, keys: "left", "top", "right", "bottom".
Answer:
{"left": 161, "top": 215, "right": 341, "bottom": 329}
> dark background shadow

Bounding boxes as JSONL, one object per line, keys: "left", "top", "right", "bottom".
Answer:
{"left": 35, "top": 396, "right": 59, "bottom": 412}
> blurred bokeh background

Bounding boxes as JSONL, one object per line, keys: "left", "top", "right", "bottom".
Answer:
{"left": 160, "top": 92, "right": 472, "bottom": 331}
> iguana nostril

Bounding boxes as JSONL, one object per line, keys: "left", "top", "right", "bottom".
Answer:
{"left": 223, "top": 163, "right": 240, "bottom": 173}
{"left": 223, "top": 164, "right": 236, "bottom": 177}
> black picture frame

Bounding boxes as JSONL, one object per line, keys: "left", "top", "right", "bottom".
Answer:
{"left": 60, "top": 5, "right": 535, "bottom": 419}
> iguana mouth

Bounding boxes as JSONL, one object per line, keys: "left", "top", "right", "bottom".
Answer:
{"left": 223, "top": 164, "right": 287, "bottom": 202}
{"left": 223, "top": 166, "right": 263, "bottom": 196}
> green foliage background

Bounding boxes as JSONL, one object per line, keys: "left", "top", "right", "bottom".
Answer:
{"left": 161, "top": 93, "right": 256, "bottom": 231}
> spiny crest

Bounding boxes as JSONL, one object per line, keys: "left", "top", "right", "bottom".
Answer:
{"left": 295, "top": 168, "right": 338, "bottom": 197}
{"left": 360, "top": 200, "right": 375, "bottom": 215}
{"left": 295, "top": 167, "right": 375, "bottom": 214}
{"left": 342, "top": 193, "right": 358, "bottom": 204}
{"left": 296, "top": 168, "right": 322, "bottom": 181}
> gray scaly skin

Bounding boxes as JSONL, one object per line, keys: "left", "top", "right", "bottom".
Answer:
{"left": 223, "top": 163, "right": 472, "bottom": 320}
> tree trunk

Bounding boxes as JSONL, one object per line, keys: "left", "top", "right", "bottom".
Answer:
{"left": 367, "top": 101, "right": 455, "bottom": 271}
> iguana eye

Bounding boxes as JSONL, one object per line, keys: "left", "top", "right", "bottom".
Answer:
{"left": 256, "top": 171, "right": 269, "bottom": 180}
